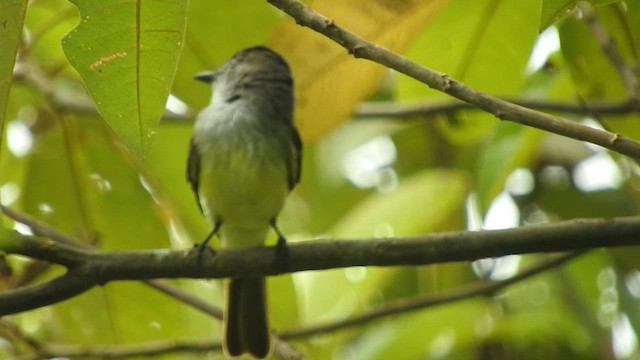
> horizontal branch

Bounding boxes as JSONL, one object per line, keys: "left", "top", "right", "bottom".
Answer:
{"left": 267, "top": 0, "right": 640, "bottom": 159}
{"left": 2, "top": 217, "right": 640, "bottom": 315}
{"left": 40, "top": 338, "right": 219, "bottom": 359}
{"left": 0, "top": 206, "right": 303, "bottom": 360}
{"left": 37, "top": 334, "right": 302, "bottom": 360}
{"left": 15, "top": 60, "right": 639, "bottom": 129}
{"left": 356, "top": 98, "right": 639, "bottom": 119}
{"left": 10, "top": 252, "right": 580, "bottom": 359}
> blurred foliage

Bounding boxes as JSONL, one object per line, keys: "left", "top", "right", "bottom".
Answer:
{"left": 1, "top": 0, "right": 640, "bottom": 359}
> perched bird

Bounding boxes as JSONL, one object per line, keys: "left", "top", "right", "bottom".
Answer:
{"left": 187, "top": 46, "right": 301, "bottom": 358}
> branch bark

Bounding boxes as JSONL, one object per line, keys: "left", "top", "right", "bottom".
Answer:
{"left": 356, "top": 98, "right": 639, "bottom": 120}
{"left": 15, "top": 61, "right": 640, "bottom": 125}
{"left": 2, "top": 216, "right": 640, "bottom": 315}
{"left": 266, "top": 0, "right": 640, "bottom": 159}
{"left": 2, "top": 252, "right": 579, "bottom": 359}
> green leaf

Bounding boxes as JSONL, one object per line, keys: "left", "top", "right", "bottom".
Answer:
{"left": 0, "top": 0, "right": 28, "bottom": 147}
{"left": 339, "top": 300, "right": 489, "bottom": 360}
{"left": 475, "top": 123, "right": 544, "bottom": 213}
{"left": 558, "top": 9, "right": 625, "bottom": 100}
{"left": 294, "top": 170, "right": 468, "bottom": 334}
{"left": 557, "top": 3, "right": 640, "bottom": 139}
{"left": 332, "top": 169, "right": 469, "bottom": 237}
{"left": 541, "top": 0, "right": 578, "bottom": 30}
{"left": 397, "top": 0, "right": 542, "bottom": 146}
{"left": 540, "top": 0, "right": 622, "bottom": 31}
{"left": 399, "top": 0, "right": 542, "bottom": 99}
{"left": 62, "top": 0, "right": 187, "bottom": 156}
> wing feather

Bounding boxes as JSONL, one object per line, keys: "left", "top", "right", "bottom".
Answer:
{"left": 186, "top": 138, "right": 203, "bottom": 212}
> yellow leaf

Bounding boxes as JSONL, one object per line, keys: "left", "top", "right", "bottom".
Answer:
{"left": 270, "top": 0, "right": 448, "bottom": 142}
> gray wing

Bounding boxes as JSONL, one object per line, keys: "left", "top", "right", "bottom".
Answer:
{"left": 186, "top": 137, "right": 203, "bottom": 212}
{"left": 287, "top": 125, "right": 302, "bottom": 190}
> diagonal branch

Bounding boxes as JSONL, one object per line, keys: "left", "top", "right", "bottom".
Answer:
{"left": 39, "top": 339, "right": 220, "bottom": 359}
{"left": 0, "top": 272, "right": 95, "bottom": 315}
{"left": 266, "top": 0, "right": 640, "bottom": 159}
{"left": 279, "top": 251, "right": 583, "bottom": 337}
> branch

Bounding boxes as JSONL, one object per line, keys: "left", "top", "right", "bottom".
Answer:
{"left": 12, "top": 60, "right": 192, "bottom": 121}
{"left": 279, "top": 251, "right": 583, "bottom": 337}
{"left": 266, "top": 0, "right": 640, "bottom": 159}
{"left": 38, "top": 339, "right": 220, "bottom": 359}
{"left": 144, "top": 279, "right": 223, "bottom": 318}
{"left": 15, "top": 59, "right": 639, "bottom": 125}
{"left": 11, "top": 252, "right": 579, "bottom": 360}
{"left": 2, "top": 216, "right": 640, "bottom": 315}
{"left": 1, "top": 207, "right": 305, "bottom": 360}
{"left": 356, "top": 98, "right": 639, "bottom": 119}
{"left": 0, "top": 272, "right": 95, "bottom": 315}
{"left": 0, "top": 319, "right": 43, "bottom": 357}
{"left": 31, "top": 336, "right": 304, "bottom": 360}
{"left": 15, "top": 30, "right": 638, "bottom": 129}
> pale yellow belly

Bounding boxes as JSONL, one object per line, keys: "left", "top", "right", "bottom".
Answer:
{"left": 197, "top": 145, "right": 289, "bottom": 248}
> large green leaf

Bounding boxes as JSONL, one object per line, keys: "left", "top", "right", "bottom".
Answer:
{"left": 332, "top": 169, "right": 469, "bottom": 237}
{"left": 559, "top": 11, "right": 624, "bottom": 100}
{"left": 270, "top": 0, "right": 448, "bottom": 143}
{"left": 13, "top": 111, "right": 205, "bottom": 349}
{"left": 475, "top": 123, "right": 544, "bottom": 213}
{"left": 540, "top": 0, "right": 622, "bottom": 30}
{"left": 340, "top": 300, "right": 488, "bottom": 360}
{"left": 558, "top": 4, "right": 640, "bottom": 139}
{"left": 296, "top": 169, "right": 468, "bottom": 328}
{"left": 62, "top": 0, "right": 187, "bottom": 155}
{"left": 0, "top": 0, "right": 28, "bottom": 150}
{"left": 397, "top": 0, "right": 542, "bottom": 146}
{"left": 399, "top": 0, "right": 542, "bottom": 99}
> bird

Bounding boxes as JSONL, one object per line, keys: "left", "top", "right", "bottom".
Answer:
{"left": 186, "top": 46, "right": 301, "bottom": 358}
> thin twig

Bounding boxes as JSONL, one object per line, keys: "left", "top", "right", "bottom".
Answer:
{"left": 14, "top": 55, "right": 638, "bottom": 127}
{"left": 39, "top": 339, "right": 220, "bottom": 359}
{"left": 144, "top": 280, "right": 223, "bottom": 319}
{"left": 356, "top": 98, "right": 638, "bottom": 119}
{"left": 0, "top": 319, "right": 44, "bottom": 356}
{"left": 1, "top": 205, "right": 92, "bottom": 249}
{"left": 279, "top": 251, "right": 583, "bottom": 337}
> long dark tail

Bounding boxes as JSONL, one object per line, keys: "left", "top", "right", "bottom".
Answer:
{"left": 224, "top": 277, "right": 270, "bottom": 358}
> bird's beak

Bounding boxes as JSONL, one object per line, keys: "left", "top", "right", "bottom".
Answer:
{"left": 194, "top": 71, "right": 217, "bottom": 83}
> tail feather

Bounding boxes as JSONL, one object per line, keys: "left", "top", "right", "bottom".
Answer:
{"left": 224, "top": 277, "right": 270, "bottom": 358}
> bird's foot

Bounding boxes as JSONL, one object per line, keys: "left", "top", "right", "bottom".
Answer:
{"left": 273, "top": 236, "right": 289, "bottom": 270}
